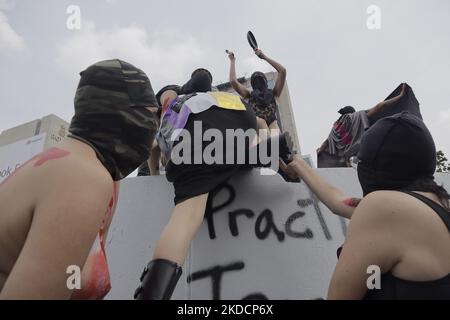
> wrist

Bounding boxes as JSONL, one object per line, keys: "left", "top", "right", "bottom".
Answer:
{"left": 296, "top": 157, "right": 311, "bottom": 170}
{"left": 290, "top": 158, "right": 303, "bottom": 172}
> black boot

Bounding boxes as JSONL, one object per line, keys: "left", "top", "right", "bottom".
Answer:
{"left": 277, "top": 132, "right": 300, "bottom": 182}
{"left": 134, "top": 259, "right": 182, "bottom": 300}
{"left": 249, "top": 131, "right": 300, "bottom": 182}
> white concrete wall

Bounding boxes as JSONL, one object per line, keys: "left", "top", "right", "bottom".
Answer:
{"left": 105, "top": 169, "right": 450, "bottom": 300}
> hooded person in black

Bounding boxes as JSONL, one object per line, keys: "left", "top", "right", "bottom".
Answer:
{"left": 317, "top": 83, "right": 410, "bottom": 168}
{"left": 135, "top": 68, "right": 213, "bottom": 177}
{"left": 133, "top": 72, "right": 298, "bottom": 300}
{"left": 280, "top": 111, "right": 450, "bottom": 299}
{"left": 227, "top": 48, "right": 287, "bottom": 137}
{"left": 356, "top": 112, "right": 438, "bottom": 196}
{"left": 180, "top": 68, "right": 213, "bottom": 94}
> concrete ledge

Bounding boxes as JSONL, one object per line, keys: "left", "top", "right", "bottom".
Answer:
{"left": 105, "top": 169, "right": 450, "bottom": 299}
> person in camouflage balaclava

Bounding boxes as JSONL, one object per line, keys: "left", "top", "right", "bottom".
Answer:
{"left": 69, "top": 59, "right": 160, "bottom": 180}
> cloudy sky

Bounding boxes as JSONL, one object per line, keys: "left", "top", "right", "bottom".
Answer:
{"left": 1, "top": 0, "right": 449, "bottom": 161}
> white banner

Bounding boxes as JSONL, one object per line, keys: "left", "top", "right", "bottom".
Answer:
{"left": 0, "top": 133, "right": 46, "bottom": 183}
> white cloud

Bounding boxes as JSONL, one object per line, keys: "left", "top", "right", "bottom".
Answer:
{"left": 56, "top": 21, "right": 207, "bottom": 90}
{"left": 241, "top": 56, "right": 272, "bottom": 76}
{"left": 0, "top": 0, "right": 14, "bottom": 11}
{"left": 435, "top": 108, "right": 450, "bottom": 126}
{"left": 0, "top": 10, "right": 25, "bottom": 53}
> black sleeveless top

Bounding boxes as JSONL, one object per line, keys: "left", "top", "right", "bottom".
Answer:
{"left": 364, "top": 191, "right": 450, "bottom": 300}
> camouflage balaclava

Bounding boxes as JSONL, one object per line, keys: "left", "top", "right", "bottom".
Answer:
{"left": 68, "top": 59, "right": 159, "bottom": 180}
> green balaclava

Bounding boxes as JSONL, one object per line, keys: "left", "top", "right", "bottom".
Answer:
{"left": 68, "top": 59, "right": 159, "bottom": 180}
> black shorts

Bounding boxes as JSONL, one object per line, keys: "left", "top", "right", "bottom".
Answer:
{"left": 253, "top": 105, "right": 277, "bottom": 126}
{"left": 165, "top": 105, "right": 257, "bottom": 205}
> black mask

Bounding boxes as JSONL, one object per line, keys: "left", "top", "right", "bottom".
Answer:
{"left": 357, "top": 112, "right": 436, "bottom": 196}
{"left": 251, "top": 71, "right": 268, "bottom": 91}
{"left": 179, "top": 68, "right": 212, "bottom": 95}
{"left": 250, "top": 71, "right": 274, "bottom": 107}
{"left": 68, "top": 59, "right": 159, "bottom": 181}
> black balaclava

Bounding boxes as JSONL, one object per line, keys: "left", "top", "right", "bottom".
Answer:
{"left": 357, "top": 112, "right": 436, "bottom": 196}
{"left": 338, "top": 106, "right": 356, "bottom": 115}
{"left": 179, "top": 68, "right": 212, "bottom": 94}
{"left": 250, "top": 71, "right": 273, "bottom": 107}
{"left": 68, "top": 59, "right": 160, "bottom": 181}
{"left": 250, "top": 71, "right": 268, "bottom": 91}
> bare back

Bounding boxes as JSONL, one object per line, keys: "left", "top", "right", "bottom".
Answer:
{"left": 390, "top": 191, "right": 450, "bottom": 281}
{"left": 0, "top": 138, "right": 113, "bottom": 299}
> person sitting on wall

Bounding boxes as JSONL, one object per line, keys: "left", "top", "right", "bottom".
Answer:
{"left": 280, "top": 112, "right": 450, "bottom": 299}
{"left": 133, "top": 84, "right": 296, "bottom": 300}
{"left": 317, "top": 83, "right": 407, "bottom": 168}
{"left": 136, "top": 68, "right": 214, "bottom": 176}
{"left": 227, "top": 49, "right": 287, "bottom": 138}
{"left": 0, "top": 59, "right": 159, "bottom": 299}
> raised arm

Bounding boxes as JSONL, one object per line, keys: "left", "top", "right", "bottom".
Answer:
{"left": 228, "top": 51, "right": 251, "bottom": 99}
{"left": 279, "top": 155, "right": 360, "bottom": 219}
{"left": 255, "top": 49, "right": 286, "bottom": 97}
{"left": 366, "top": 83, "right": 406, "bottom": 118}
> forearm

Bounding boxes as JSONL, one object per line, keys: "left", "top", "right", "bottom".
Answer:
{"left": 229, "top": 61, "right": 242, "bottom": 93}
{"left": 264, "top": 56, "right": 286, "bottom": 74}
{"left": 263, "top": 55, "right": 286, "bottom": 96}
{"left": 229, "top": 60, "right": 238, "bottom": 83}
{"left": 229, "top": 60, "right": 249, "bottom": 98}
{"left": 367, "top": 90, "right": 404, "bottom": 118}
{"left": 292, "top": 158, "right": 352, "bottom": 218}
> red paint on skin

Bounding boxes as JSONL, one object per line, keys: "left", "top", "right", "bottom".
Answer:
{"left": 0, "top": 148, "right": 70, "bottom": 187}
{"left": 73, "top": 182, "right": 118, "bottom": 300}
{"left": 33, "top": 148, "right": 70, "bottom": 167}
{"left": 343, "top": 198, "right": 361, "bottom": 208}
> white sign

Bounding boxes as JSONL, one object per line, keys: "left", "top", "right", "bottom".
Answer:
{"left": 105, "top": 170, "right": 450, "bottom": 300}
{"left": 0, "top": 133, "right": 46, "bottom": 183}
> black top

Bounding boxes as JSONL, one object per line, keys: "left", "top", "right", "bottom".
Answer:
{"left": 165, "top": 105, "right": 257, "bottom": 205}
{"left": 364, "top": 191, "right": 450, "bottom": 300}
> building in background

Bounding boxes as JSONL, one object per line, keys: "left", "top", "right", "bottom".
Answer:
{"left": 216, "top": 71, "right": 301, "bottom": 154}
{"left": 0, "top": 114, "right": 69, "bottom": 149}
{"left": 0, "top": 114, "right": 69, "bottom": 182}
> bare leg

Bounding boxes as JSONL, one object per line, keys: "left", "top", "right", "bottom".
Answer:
{"left": 269, "top": 121, "right": 281, "bottom": 137}
{"left": 153, "top": 193, "right": 209, "bottom": 265}
{"left": 134, "top": 193, "right": 209, "bottom": 300}
{"left": 255, "top": 116, "right": 270, "bottom": 145}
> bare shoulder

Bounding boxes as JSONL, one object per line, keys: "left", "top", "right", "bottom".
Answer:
{"left": 30, "top": 148, "right": 114, "bottom": 210}
{"left": 348, "top": 190, "right": 417, "bottom": 233}
{"left": 353, "top": 191, "right": 403, "bottom": 218}
{"left": 353, "top": 190, "right": 447, "bottom": 231}
{"left": 36, "top": 148, "right": 111, "bottom": 187}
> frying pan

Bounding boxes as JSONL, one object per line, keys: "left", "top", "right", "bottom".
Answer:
{"left": 247, "top": 31, "right": 258, "bottom": 50}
